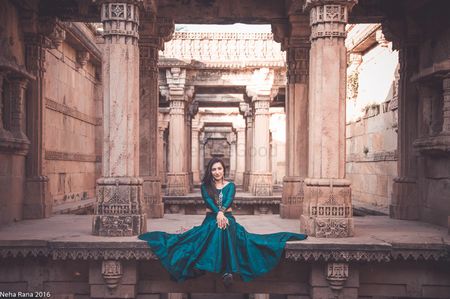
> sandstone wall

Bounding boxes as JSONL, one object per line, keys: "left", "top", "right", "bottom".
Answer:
{"left": 0, "top": 1, "right": 27, "bottom": 224}
{"left": 43, "top": 27, "right": 101, "bottom": 206}
{"left": 414, "top": 26, "right": 450, "bottom": 226}
{"left": 345, "top": 25, "right": 399, "bottom": 208}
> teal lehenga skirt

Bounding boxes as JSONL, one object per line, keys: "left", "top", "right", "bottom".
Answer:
{"left": 138, "top": 212, "right": 307, "bottom": 282}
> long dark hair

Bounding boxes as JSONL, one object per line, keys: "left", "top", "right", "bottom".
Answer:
{"left": 202, "top": 157, "right": 226, "bottom": 200}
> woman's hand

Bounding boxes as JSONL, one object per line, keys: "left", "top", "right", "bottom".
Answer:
{"left": 216, "top": 211, "right": 229, "bottom": 230}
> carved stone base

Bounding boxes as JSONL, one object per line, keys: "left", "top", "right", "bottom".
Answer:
{"left": 89, "top": 260, "right": 137, "bottom": 298}
{"left": 390, "top": 177, "right": 420, "bottom": 220}
{"left": 280, "top": 176, "right": 304, "bottom": 219}
{"left": 242, "top": 171, "right": 250, "bottom": 191}
{"left": 142, "top": 176, "right": 163, "bottom": 218}
{"left": 248, "top": 172, "right": 273, "bottom": 196}
{"left": 300, "top": 178, "right": 354, "bottom": 238}
{"left": 166, "top": 172, "right": 189, "bottom": 196}
{"left": 23, "top": 176, "right": 52, "bottom": 219}
{"left": 92, "top": 177, "right": 146, "bottom": 237}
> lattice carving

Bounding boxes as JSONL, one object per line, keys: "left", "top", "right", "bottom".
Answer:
{"left": 316, "top": 218, "right": 349, "bottom": 238}
{"left": 101, "top": 2, "right": 139, "bottom": 43}
{"left": 326, "top": 262, "right": 349, "bottom": 291}
{"left": 93, "top": 177, "right": 146, "bottom": 236}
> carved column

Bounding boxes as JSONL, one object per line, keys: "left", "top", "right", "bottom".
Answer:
{"left": 442, "top": 75, "right": 450, "bottom": 133}
{"left": 235, "top": 127, "right": 246, "bottom": 185}
{"left": 166, "top": 68, "right": 190, "bottom": 195}
{"left": 199, "top": 130, "right": 205, "bottom": 180}
{"left": 277, "top": 15, "right": 311, "bottom": 219}
{"left": 157, "top": 120, "right": 168, "bottom": 184}
{"left": 391, "top": 41, "right": 420, "bottom": 220}
{"left": 23, "top": 31, "right": 52, "bottom": 219}
{"left": 139, "top": 15, "right": 173, "bottom": 218}
{"left": 300, "top": 0, "right": 357, "bottom": 237}
{"left": 240, "top": 103, "right": 252, "bottom": 191}
{"left": 247, "top": 68, "right": 274, "bottom": 196}
{"left": 191, "top": 119, "right": 201, "bottom": 184}
{"left": 92, "top": 1, "right": 146, "bottom": 236}
{"left": 229, "top": 133, "right": 237, "bottom": 180}
{"left": 186, "top": 97, "right": 197, "bottom": 191}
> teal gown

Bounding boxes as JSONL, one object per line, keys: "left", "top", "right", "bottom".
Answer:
{"left": 138, "top": 182, "right": 307, "bottom": 282}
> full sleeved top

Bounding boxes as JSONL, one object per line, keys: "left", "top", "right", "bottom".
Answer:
{"left": 200, "top": 182, "right": 236, "bottom": 213}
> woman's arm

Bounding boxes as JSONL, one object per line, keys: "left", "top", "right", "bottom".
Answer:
{"left": 201, "top": 184, "right": 219, "bottom": 213}
{"left": 221, "top": 183, "right": 236, "bottom": 210}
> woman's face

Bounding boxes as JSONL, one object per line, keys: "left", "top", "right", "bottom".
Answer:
{"left": 211, "top": 162, "right": 224, "bottom": 182}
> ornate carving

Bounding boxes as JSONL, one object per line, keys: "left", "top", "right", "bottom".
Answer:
{"left": 304, "top": 1, "right": 357, "bottom": 40}
{"left": 76, "top": 50, "right": 90, "bottom": 68}
{"left": 93, "top": 177, "right": 146, "bottom": 236}
{"left": 326, "top": 262, "right": 349, "bottom": 291}
{"left": 287, "top": 43, "right": 310, "bottom": 84}
{"left": 315, "top": 218, "right": 349, "bottom": 237}
{"left": 101, "top": 2, "right": 139, "bottom": 43}
{"left": 39, "top": 17, "right": 66, "bottom": 49}
{"left": 1, "top": 243, "right": 447, "bottom": 263}
{"left": 102, "top": 260, "right": 123, "bottom": 290}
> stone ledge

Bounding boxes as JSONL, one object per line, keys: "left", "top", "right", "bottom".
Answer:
{"left": 0, "top": 241, "right": 448, "bottom": 262}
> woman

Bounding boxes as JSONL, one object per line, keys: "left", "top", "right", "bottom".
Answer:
{"left": 138, "top": 157, "right": 307, "bottom": 285}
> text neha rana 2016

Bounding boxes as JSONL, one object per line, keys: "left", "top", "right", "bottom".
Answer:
{"left": 0, "top": 292, "right": 51, "bottom": 298}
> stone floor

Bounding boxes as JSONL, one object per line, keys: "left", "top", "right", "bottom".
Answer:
{"left": 0, "top": 214, "right": 448, "bottom": 247}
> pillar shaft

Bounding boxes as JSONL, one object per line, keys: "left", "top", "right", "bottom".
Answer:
{"left": 229, "top": 138, "right": 237, "bottom": 180}
{"left": 139, "top": 17, "right": 164, "bottom": 218}
{"left": 166, "top": 68, "right": 190, "bottom": 195}
{"left": 391, "top": 42, "right": 420, "bottom": 220}
{"left": 235, "top": 128, "right": 246, "bottom": 185}
{"left": 243, "top": 112, "right": 253, "bottom": 191}
{"left": 300, "top": 0, "right": 356, "bottom": 237}
{"left": 92, "top": 1, "right": 146, "bottom": 236}
{"left": 23, "top": 32, "right": 52, "bottom": 219}
{"left": 191, "top": 124, "right": 201, "bottom": 184}
{"left": 442, "top": 75, "right": 450, "bottom": 133}
{"left": 281, "top": 15, "right": 310, "bottom": 219}
{"left": 249, "top": 97, "right": 273, "bottom": 195}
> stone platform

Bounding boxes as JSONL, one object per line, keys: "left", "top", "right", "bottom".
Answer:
{"left": 0, "top": 215, "right": 449, "bottom": 298}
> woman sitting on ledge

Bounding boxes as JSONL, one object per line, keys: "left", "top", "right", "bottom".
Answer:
{"left": 138, "top": 157, "right": 307, "bottom": 286}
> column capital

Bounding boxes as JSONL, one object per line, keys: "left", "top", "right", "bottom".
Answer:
{"left": 101, "top": 2, "right": 140, "bottom": 43}
{"left": 303, "top": 0, "right": 358, "bottom": 12}
{"left": 304, "top": 0, "right": 357, "bottom": 41}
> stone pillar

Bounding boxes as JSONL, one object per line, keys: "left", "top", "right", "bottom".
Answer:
{"left": 247, "top": 68, "right": 274, "bottom": 196}
{"left": 199, "top": 130, "right": 205, "bottom": 180}
{"left": 300, "top": 0, "right": 356, "bottom": 237}
{"left": 442, "top": 75, "right": 450, "bottom": 133}
{"left": 166, "top": 68, "right": 190, "bottom": 195}
{"left": 191, "top": 119, "right": 201, "bottom": 184}
{"left": 23, "top": 31, "right": 52, "bottom": 219}
{"left": 139, "top": 15, "right": 173, "bottom": 218}
{"left": 391, "top": 41, "right": 420, "bottom": 220}
{"left": 10, "top": 79, "right": 29, "bottom": 141}
{"left": 229, "top": 133, "right": 237, "bottom": 180}
{"left": 235, "top": 127, "right": 246, "bottom": 185}
{"left": 92, "top": 1, "right": 146, "bottom": 236}
{"left": 157, "top": 121, "right": 168, "bottom": 184}
{"left": 241, "top": 103, "right": 252, "bottom": 191}
{"left": 186, "top": 98, "right": 197, "bottom": 191}
{"left": 276, "top": 15, "right": 311, "bottom": 219}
